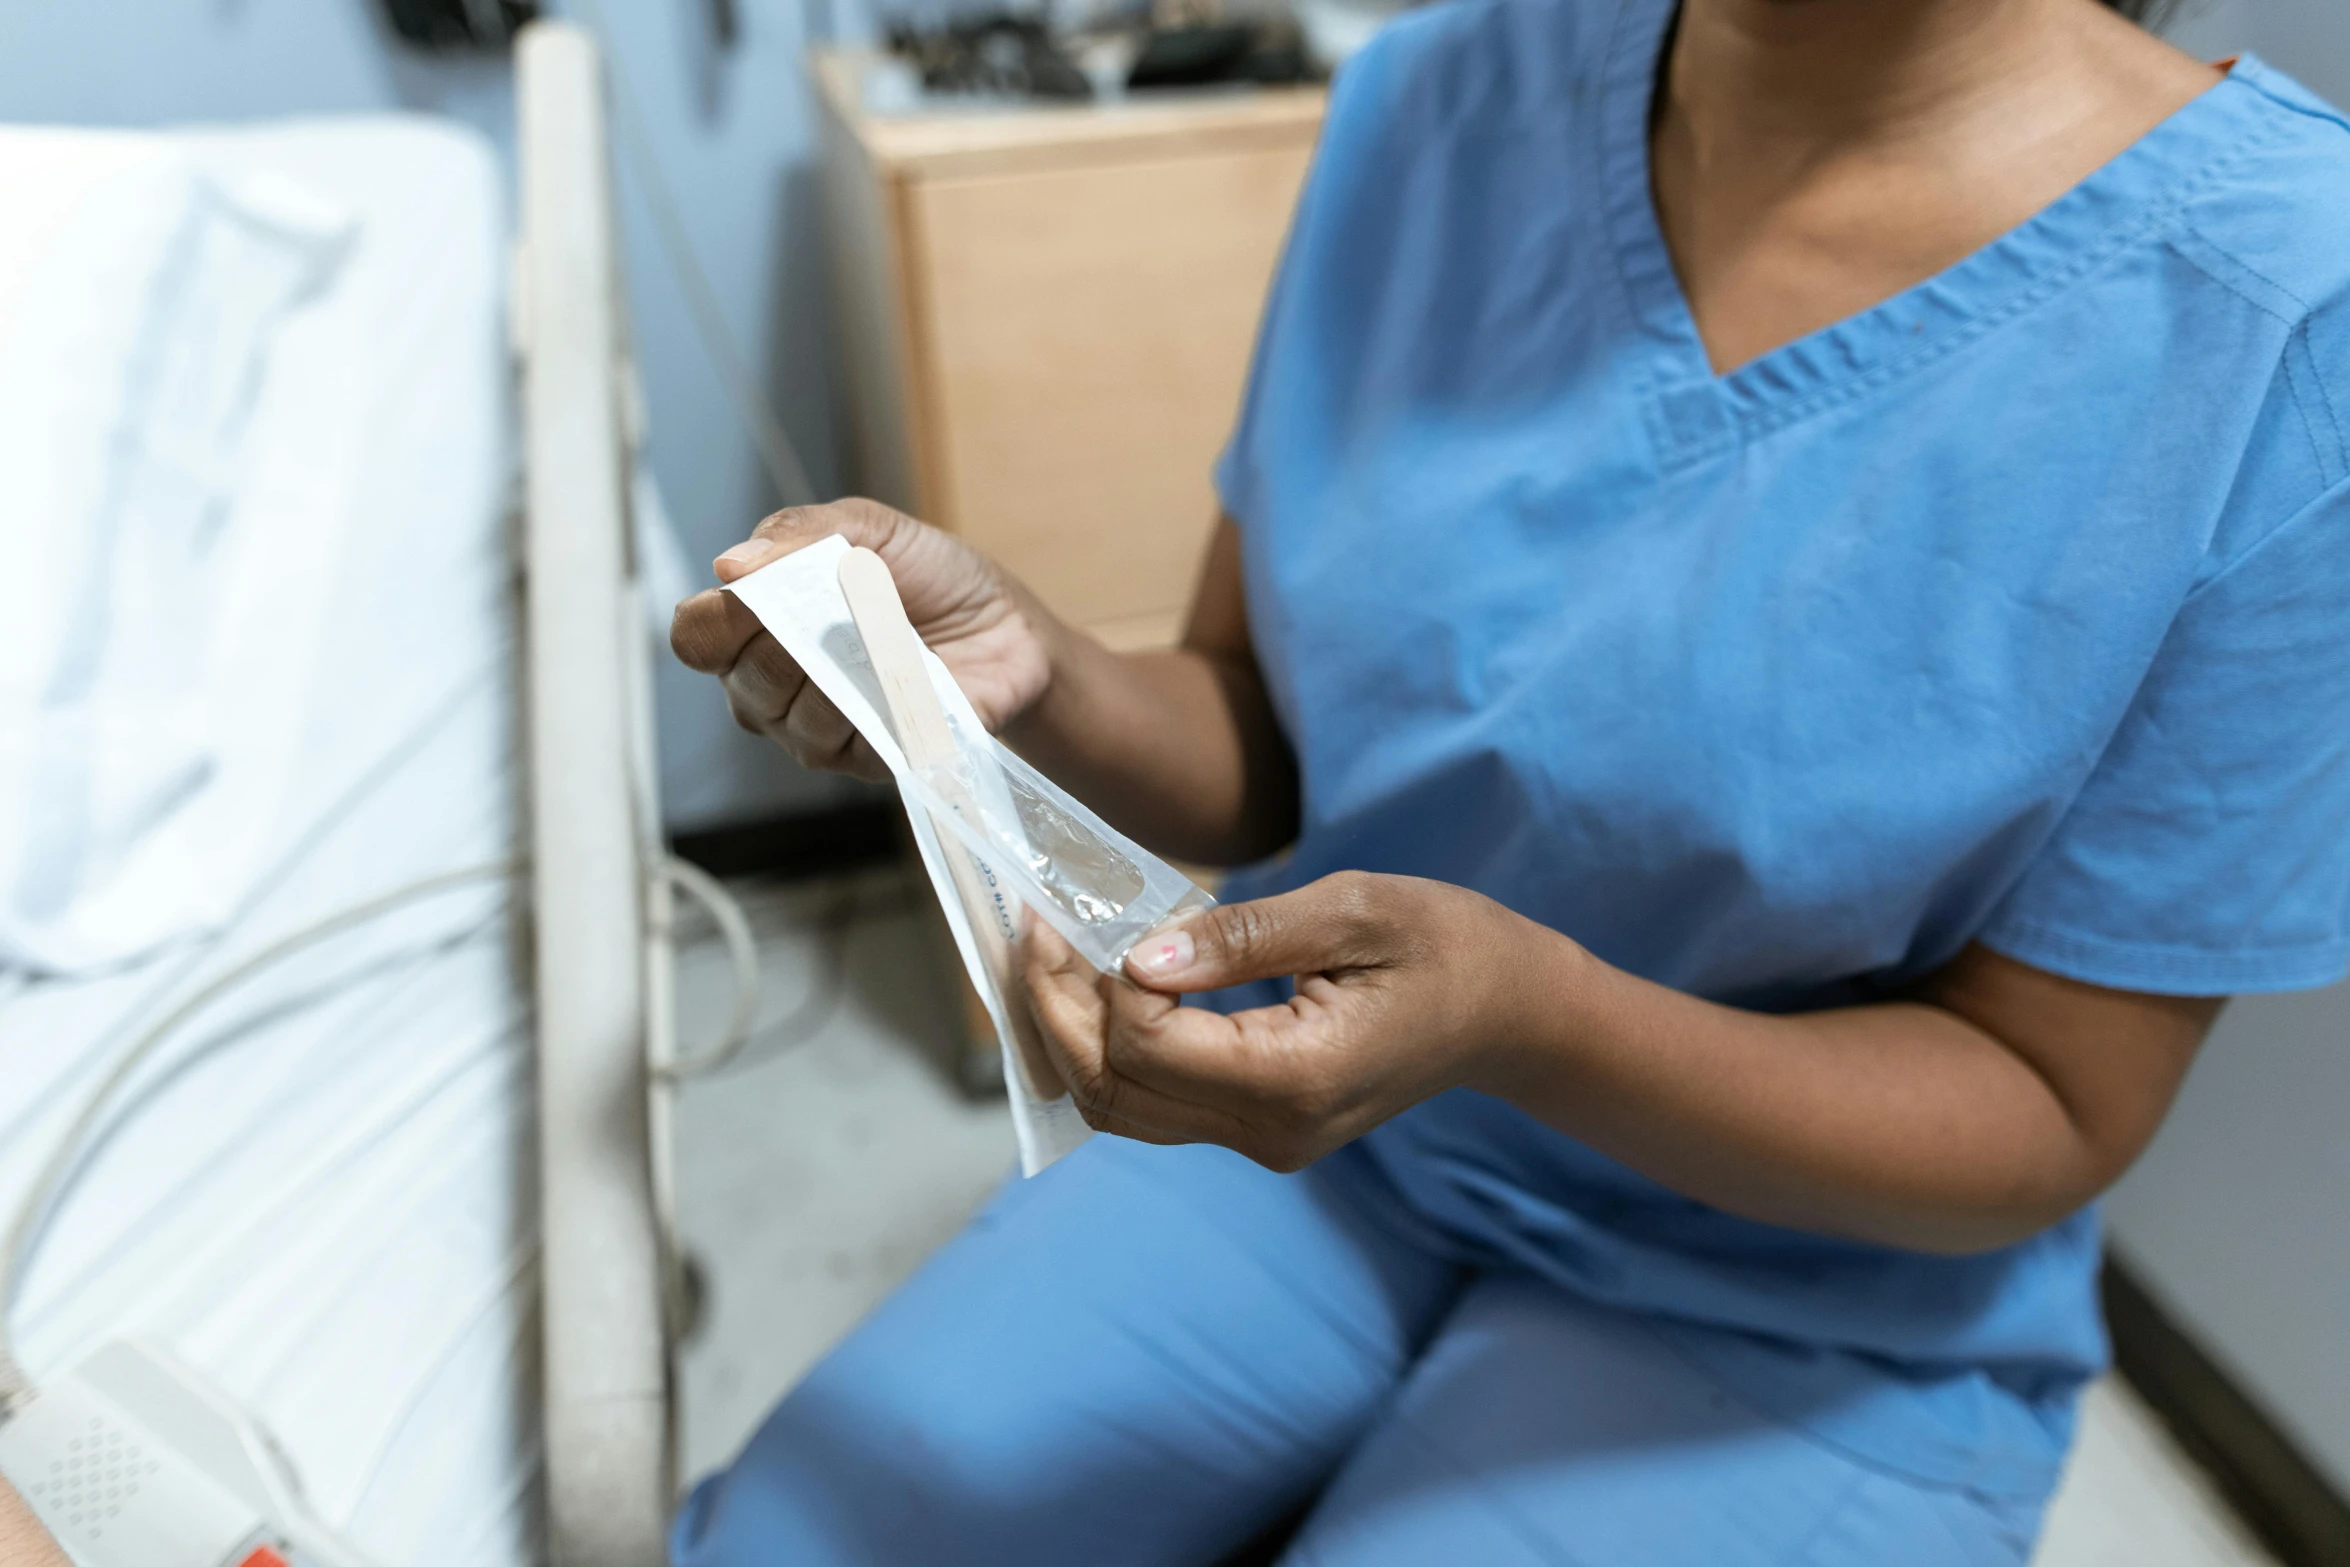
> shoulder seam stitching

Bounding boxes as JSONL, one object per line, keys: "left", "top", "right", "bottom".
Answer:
{"left": 2278, "top": 345, "right": 2340, "bottom": 490}
{"left": 2297, "top": 323, "right": 2350, "bottom": 476}
{"left": 2167, "top": 218, "right": 2307, "bottom": 323}
{"left": 2170, "top": 220, "right": 2350, "bottom": 489}
{"left": 2186, "top": 467, "right": 2350, "bottom": 603}
{"left": 2235, "top": 67, "right": 2350, "bottom": 139}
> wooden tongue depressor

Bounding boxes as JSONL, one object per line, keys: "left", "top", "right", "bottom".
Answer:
{"left": 836, "top": 546, "right": 1064, "bottom": 1100}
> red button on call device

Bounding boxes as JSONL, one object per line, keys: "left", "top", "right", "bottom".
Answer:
{"left": 238, "top": 1548, "right": 289, "bottom": 1567}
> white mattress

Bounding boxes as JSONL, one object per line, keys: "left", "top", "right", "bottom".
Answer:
{"left": 0, "top": 117, "right": 537, "bottom": 1564}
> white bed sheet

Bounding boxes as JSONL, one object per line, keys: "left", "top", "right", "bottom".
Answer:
{"left": 0, "top": 116, "right": 538, "bottom": 1564}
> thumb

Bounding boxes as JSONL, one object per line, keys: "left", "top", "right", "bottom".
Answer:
{"left": 1125, "top": 875, "right": 1382, "bottom": 993}
{"left": 713, "top": 499, "right": 910, "bottom": 583}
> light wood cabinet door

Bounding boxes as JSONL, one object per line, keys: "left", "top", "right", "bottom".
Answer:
{"left": 900, "top": 144, "right": 1313, "bottom": 647}
{"left": 818, "top": 57, "right": 1324, "bottom": 649}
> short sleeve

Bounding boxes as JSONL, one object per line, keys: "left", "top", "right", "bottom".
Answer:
{"left": 1980, "top": 476, "right": 2350, "bottom": 994}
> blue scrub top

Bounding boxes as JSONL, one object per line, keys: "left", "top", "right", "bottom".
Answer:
{"left": 1211, "top": 0, "right": 2350, "bottom": 1491}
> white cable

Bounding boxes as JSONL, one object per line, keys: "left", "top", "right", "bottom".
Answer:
{"left": 0, "top": 862, "right": 519, "bottom": 1412}
{"left": 233, "top": 1037, "right": 528, "bottom": 1407}
{"left": 23, "top": 930, "right": 513, "bottom": 1371}
{"left": 435, "top": 1432, "right": 547, "bottom": 1567}
{"left": 283, "top": 1509, "right": 388, "bottom": 1567}
{"left": 570, "top": 0, "right": 820, "bottom": 508}
{"left": 655, "top": 856, "right": 764, "bottom": 1079}
{"left": 37, "top": 1027, "right": 520, "bottom": 1382}
{"left": 0, "top": 665, "right": 505, "bottom": 1172}
{"left": 335, "top": 1239, "right": 539, "bottom": 1532}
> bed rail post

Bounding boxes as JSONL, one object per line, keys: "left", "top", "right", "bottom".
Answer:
{"left": 516, "top": 22, "right": 672, "bottom": 1566}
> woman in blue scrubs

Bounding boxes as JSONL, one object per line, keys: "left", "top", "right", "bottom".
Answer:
{"left": 670, "top": 0, "right": 2350, "bottom": 1557}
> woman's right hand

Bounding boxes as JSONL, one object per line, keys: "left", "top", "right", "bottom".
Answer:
{"left": 669, "top": 497, "right": 1054, "bottom": 781}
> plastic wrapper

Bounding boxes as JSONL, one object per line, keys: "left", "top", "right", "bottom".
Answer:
{"left": 726, "top": 533, "right": 1215, "bottom": 1173}
{"left": 904, "top": 714, "right": 1214, "bottom": 976}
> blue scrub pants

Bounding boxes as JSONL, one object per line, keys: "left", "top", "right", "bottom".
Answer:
{"left": 671, "top": 1138, "right": 2055, "bottom": 1566}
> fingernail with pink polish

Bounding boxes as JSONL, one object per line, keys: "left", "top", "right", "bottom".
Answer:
{"left": 1128, "top": 928, "right": 1195, "bottom": 979}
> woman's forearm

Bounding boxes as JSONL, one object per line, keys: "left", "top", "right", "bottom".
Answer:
{"left": 1474, "top": 924, "right": 2205, "bottom": 1254}
{"left": 1004, "top": 634, "right": 1293, "bottom": 866}
{"left": 999, "top": 523, "right": 1297, "bottom": 865}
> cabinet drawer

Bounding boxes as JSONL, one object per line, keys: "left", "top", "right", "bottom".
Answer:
{"left": 897, "top": 143, "right": 1312, "bottom": 640}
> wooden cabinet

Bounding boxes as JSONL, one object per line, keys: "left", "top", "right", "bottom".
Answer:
{"left": 815, "top": 53, "right": 1325, "bottom": 649}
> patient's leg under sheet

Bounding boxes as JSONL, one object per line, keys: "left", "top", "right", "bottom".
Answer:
{"left": 668, "top": 1138, "right": 2049, "bottom": 1567}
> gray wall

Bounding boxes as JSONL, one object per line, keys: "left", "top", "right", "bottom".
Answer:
{"left": 0, "top": 0, "right": 872, "bottom": 830}
{"left": 2169, "top": 0, "right": 2350, "bottom": 110}
{"left": 2105, "top": 0, "right": 2350, "bottom": 1499}
{"left": 2108, "top": 989, "right": 2350, "bottom": 1493}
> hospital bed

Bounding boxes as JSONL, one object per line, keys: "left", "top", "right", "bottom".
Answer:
{"left": 0, "top": 24, "right": 685, "bottom": 1565}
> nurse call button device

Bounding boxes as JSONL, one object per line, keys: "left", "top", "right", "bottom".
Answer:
{"left": 0, "top": 1340, "right": 365, "bottom": 1567}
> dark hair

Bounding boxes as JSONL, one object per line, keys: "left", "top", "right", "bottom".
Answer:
{"left": 2101, "top": 0, "right": 2177, "bottom": 27}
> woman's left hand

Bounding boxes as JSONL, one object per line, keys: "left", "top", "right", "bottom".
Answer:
{"left": 1019, "top": 871, "right": 1553, "bottom": 1171}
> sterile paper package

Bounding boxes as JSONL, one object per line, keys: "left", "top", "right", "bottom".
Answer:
{"left": 726, "top": 534, "right": 1215, "bottom": 1174}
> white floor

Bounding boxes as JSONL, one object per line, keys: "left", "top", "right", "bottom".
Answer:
{"left": 668, "top": 867, "right": 2281, "bottom": 1566}
{"left": 2040, "top": 1381, "right": 2279, "bottom": 1567}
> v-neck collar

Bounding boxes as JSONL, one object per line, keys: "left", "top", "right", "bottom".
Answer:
{"left": 1597, "top": 0, "right": 2292, "bottom": 473}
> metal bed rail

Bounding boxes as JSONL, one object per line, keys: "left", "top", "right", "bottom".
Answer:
{"left": 516, "top": 22, "right": 674, "bottom": 1565}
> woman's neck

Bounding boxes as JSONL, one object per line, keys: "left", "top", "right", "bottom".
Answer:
{"left": 1661, "top": 0, "right": 2215, "bottom": 164}
{"left": 1652, "top": 0, "right": 2219, "bottom": 373}
{"left": 1664, "top": 0, "right": 2081, "bottom": 150}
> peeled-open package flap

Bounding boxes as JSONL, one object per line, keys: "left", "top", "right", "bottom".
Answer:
{"left": 726, "top": 534, "right": 1214, "bottom": 1173}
